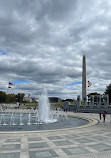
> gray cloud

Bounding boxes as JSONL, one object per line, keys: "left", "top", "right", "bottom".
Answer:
{"left": 0, "top": 0, "right": 111, "bottom": 99}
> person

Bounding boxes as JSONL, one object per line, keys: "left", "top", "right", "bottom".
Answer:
{"left": 56, "top": 107, "right": 58, "bottom": 113}
{"left": 99, "top": 112, "right": 101, "bottom": 120}
{"left": 103, "top": 111, "right": 106, "bottom": 123}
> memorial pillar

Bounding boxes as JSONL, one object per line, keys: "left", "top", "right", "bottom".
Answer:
{"left": 77, "top": 95, "right": 81, "bottom": 108}
{"left": 104, "top": 94, "right": 109, "bottom": 107}
{"left": 97, "top": 95, "right": 101, "bottom": 108}
{"left": 90, "top": 95, "right": 94, "bottom": 108}
{"left": 83, "top": 97, "right": 87, "bottom": 107}
{"left": 82, "top": 55, "right": 87, "bottom": 102}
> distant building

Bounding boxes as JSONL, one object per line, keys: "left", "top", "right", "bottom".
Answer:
{"left": 23, "top": 97, "right": 38, "bottom": 103}
{"left": 48, "top": 97, "right": 62, "bottom": 103}
{"left": 23, "top": 97, "right": 61, "bottom": 103}
{"left": 62, "top": 99, "right": 76, "bottom": 102}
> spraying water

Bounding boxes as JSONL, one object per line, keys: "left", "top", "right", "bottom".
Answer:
{"left": 38, "top": 86, "right": 57, "bottom": 123}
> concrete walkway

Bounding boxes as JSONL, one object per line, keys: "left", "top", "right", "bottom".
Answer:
{"left": 0, "top": 112, "right": 111, "bottom": 158}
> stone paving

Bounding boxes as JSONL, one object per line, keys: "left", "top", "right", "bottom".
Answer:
{"left": 0, "top": 112, "right": 111, "bottom": 158}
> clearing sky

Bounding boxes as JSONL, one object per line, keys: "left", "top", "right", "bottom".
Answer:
{"left": 0, "top": 0, "right": 111, "bottom": 99}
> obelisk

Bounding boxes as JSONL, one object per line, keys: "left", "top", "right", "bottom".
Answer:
{"left": 82, "top": 55, "right": 87, "bottom": 102}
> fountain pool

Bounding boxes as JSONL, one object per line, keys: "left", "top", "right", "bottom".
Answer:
{"left": 0, "top": 87, "right": 89, "bottom": 131}
{"left": 0, "top": 112, "right": 88, "bottom": 131}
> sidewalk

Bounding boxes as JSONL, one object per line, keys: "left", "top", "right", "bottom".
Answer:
{"left": 0, "top": 112, "right": 111, "bottom": 158}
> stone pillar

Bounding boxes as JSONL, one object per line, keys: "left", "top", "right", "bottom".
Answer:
{"left": 83, "top": 97, "right": 87, "bottom": 107}
{"left": 77, "top": 95, "right": 81, "bottom": 108}
{"left": 104, "top": 94, "right": 109, "bottom": 107}
{"left": 90, "top": 95, "right": 94, "bottom": 108}
{"left": 63, "top": 101, "right": 70, "bottom": 111}
{"left": 82, "top": 55, "right": 87, "bottom": 102}
{"left": 97, "top": 95, "right": 101, "bottom": 107}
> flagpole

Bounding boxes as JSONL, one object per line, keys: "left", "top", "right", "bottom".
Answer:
{"left": 87, "top": 86, "right": 89, "bottom": 105}
{"left": 87, "top": 81, "right": 89, "bottom": 105}
{"left": 87, "top": 81, "right": 92, "bottom": 105}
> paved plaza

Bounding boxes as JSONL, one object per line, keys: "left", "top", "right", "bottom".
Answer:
{"left": 0, "top": 112, "right": 111, "bottom": 158}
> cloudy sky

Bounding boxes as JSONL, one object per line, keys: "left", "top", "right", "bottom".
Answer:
{"left": 0, "top": 0, "right": 111, "bottom": 99}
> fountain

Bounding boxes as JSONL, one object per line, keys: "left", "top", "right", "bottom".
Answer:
{"left": 0, "top": 87, "right": 89, "bottom": 131}
{"left": 27, "top": 113, "right": 31, "bottom": 125}
{"left": 38, "top": 86, "right": 57, "bottom": 123}
{"left": 3, "top": 114, "right": 7, "bottom": 126}
{"left": 34, "top": 112, "right": 39, "bottom": 125}
{"left": 11, "top": 113, "right": 16, "bottom": 126}
{"left": 20, "top": 114, "right": 24, "bottom": 126}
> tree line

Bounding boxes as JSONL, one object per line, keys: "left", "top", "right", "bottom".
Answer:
{"left": 0, "top": 91, "right": 25, "bottom": 103}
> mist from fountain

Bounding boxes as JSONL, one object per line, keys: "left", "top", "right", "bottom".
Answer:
{"left": 27, "top": 113, "right": 31, "bottom": 125}
{"left": 38, "top": 86, "right": 57, "bottom": 123}
{"left": 11, "top": 113, "right": 16, "bottom": 126}
{"left": 3, "top": 114, "right": 7, "bottom": 126}
{"left": 20, "top": 114, "right": 24, "bottom": 126}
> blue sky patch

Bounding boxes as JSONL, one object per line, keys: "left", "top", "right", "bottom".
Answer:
{"left": 0, "top": 50, "right": 7, "bottom": 55}
{"left": 12, "top": 80, "right": 31, "bottom": 84}
{"left": 65, "top": 81, "right": 82, "bottom": 86}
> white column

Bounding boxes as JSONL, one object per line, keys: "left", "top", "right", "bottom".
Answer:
{"left": 97, "top": 95, "right": 101, "bottom": 107}
{"left": 82, "top": 55, "right": 87, "bottom": 101}
{"left": 90, "top": 95, "right": 94, "bottom": 108}
{"left": 104, "top": 94, "right": 109, "bottom": 107}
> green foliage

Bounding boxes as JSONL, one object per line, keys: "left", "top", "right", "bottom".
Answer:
{"left": 50, "top": 101, "right": 76, "bottom": 108}
{"left": 7, "top": 94, "right": 15, "bottom": 103}
{"left": 104, "top": 83, "right": 111, "bottom": 104}
{"left": 0, "top": 91, "right": 25, "bottom": 103}
{"left": 70, "top": 101, "right": 77, "bottom": 105}
{"left": 0, "top": 91, "right": 7, "bottom": 103}
{"left": 25, "top": 102, "right": 38, "bottom": 106}
{"left": 50, "top": 102, "right": 64, "bottom": 108}
{"left": 16, "top": 93, "right": 25, "bottom": 102}
{"left": 88, "top": 92, "right": 101, "bottom": 96}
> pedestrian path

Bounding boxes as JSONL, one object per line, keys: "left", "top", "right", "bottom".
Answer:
{"left": 0, "top": 112, "right": 111, "bottom": 158}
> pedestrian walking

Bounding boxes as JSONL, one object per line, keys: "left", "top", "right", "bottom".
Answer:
{"left": 99, "top": 112, "right": 101, "bottom": 120}
{"left": 103, "top": 112, "right": 106, "bottom": 123}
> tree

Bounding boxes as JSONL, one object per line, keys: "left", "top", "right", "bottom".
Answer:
{"left": 0, "top": 91, "right": 7, "bottom": 103}
{"left": 7, "top": 94, "right": 15, "bottom": 103}
{"left": 104, "top": 83, "right": 111, "bottom": 104}
{"left": 0, "top": 91, "right": 25, "bottom": 103}
{"left": 16, "top": 93, "right": 25, "bottom": 102}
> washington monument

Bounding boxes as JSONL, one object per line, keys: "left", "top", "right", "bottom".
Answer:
{"left": 82, "top": 55, "right": 87, "bottom": 101}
